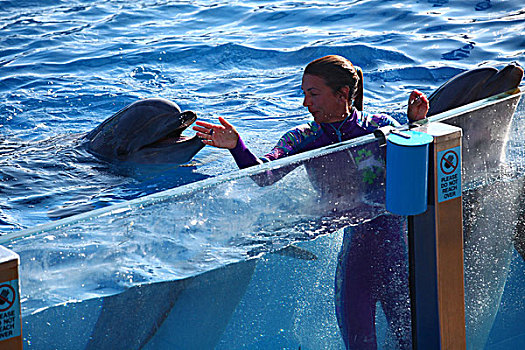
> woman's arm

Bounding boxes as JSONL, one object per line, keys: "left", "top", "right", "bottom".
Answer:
{"left": 193, "top": 117, "right": 299, "bottom": 186}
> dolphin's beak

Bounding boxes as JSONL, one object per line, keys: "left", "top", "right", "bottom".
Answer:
{"left": 141, "top": 111, "right": 199, "bottom": 148}
{"left": 175, "top": 111, "right": 198, "bottom": 131}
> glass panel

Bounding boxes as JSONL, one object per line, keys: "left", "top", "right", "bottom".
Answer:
{"left": 5, "top": 127, "right": 408, "bottom": 349}
{"left": 2, "top": 88, "right": 524, "bottom": 349}
{"left": 5, "top": 134, "right": 390, "bottom": 308}
{"left": 432, "top": 89, "right": 524, "bottom": 350}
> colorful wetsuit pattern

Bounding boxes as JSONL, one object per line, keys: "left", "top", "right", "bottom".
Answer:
{"left": 230, "top": 108, "right": 399, "bottom": 168}
{"left": 262, "top": 122, "right": 321, "bottom": 161}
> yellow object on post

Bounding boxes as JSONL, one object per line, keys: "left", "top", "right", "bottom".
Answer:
{"left": 0, "top": 246, "right": 22, "bottom": 349}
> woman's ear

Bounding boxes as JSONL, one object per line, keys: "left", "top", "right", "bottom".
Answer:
{"left": 338, "top": 86, "right": 351, "bottom": 103}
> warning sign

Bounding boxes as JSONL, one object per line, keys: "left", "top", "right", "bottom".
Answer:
{"left": 437, "top": 147, "right": 461, "bottom": 202}
{"left": 0, "top": 280, "right": 21, "bottom": 342}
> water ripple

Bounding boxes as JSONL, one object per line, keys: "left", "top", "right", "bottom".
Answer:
{"left": 0, "top": 0, "right": 524, "bottom": 230}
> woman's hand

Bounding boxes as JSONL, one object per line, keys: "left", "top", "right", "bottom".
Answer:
{"left": 407, "top": 90, "right": 429, "bottom": 122}
{"left": 193, "top": 116, "right": 239, "bottom": 149}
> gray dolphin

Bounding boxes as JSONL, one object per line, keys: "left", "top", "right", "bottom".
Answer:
{"left": 425, "top": 63, "right": 523, "bottom": 349}
{"left": 85, "top": 98, "right": 205, "bottom": 164}
{"left": 426, "top": 63, "right": 524, "bottom": 262}
{"left": 427, "top": 63, "right": 523, "bottom": 116}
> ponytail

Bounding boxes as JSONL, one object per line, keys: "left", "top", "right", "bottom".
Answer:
{"left": 354, "top": 66, "right": 364, "bottom": 111}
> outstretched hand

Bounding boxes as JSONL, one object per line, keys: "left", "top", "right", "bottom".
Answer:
{"left": 193, "top": 116, "right": 239, "bottom": 149}
{"left": 407, "top": 90, "right": 429, "bottom": 122}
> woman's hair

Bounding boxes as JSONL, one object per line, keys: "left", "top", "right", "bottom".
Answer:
{"left": 304, "top": 55, "right": 364, "bottom": 111}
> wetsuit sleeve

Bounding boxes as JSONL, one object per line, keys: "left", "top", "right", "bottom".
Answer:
{"left": 228, "top": 133, "right": 297, "bottom": 187}
{"left": 229, "top": 128, "right": 309, "bottom": 186}
{"left": 263, "top": 123, "right": 320, "bottom": 160}
{"left": 358, "top": 112, "right": 401, "bottom": 131}
{"left": 262, "top": 129, "right": 304, "bottom": 160}
{"left": 230, "top": 125, "right": 311, "bottom": 168}
{"left": 229, "top": 136, "right": 264, "bottom": 169}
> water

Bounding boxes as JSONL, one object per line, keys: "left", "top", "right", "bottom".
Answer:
{"left": 1, "top": 0, "right": 524, "bottom": 230}
{"left": 1, "top": 0, "right": 525, "bottom": 348}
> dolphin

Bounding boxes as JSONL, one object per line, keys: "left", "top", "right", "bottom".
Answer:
{"left": 427, "top": 63, "right": 524, "bottom": 117}
{"left": 425, "top": 63, "right": 523, "bottom": 349}
{"left": 426, "top": 63, "right": 525, "bottom": 261}
{"left": 85, "top": 98, "right": 205, "bottom": 164}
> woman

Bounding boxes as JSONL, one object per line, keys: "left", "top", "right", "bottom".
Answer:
{"left": 193, "top": 55, "right": 427, "bottom": 168}
{"left": 194, "top": 55, "right": 428, "bottom": 349}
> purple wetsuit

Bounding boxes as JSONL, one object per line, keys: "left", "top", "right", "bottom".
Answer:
{"left": 335, "top": 215, "right": 411, "bottom": 349}
{"left": 227, "top": 107, "right": 411, "bottom": 349}
{"left": 229, "top": 108, "right": 399, "bottom": 169}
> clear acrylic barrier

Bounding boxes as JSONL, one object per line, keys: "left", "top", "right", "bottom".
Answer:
{"left": 430, "top": 88, "right": 525, "bottom": 350}
{"left": 2, "top": 131, "right": 390, "bottom": 311}
{"left": 0, "top": 88, "right": 523, "bottom": 349}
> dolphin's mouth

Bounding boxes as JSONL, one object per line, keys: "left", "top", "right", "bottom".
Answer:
{"left": 140, "top": 111, "right": 199, "bottom": 149}
{"left": 152, "top": 134, "right": 193, "bottom": 146}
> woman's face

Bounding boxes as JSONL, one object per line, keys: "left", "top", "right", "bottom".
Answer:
{"left": 301, "top": 74, "right": 350, "bottom": 124}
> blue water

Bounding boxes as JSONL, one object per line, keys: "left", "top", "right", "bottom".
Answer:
{"left": 1, "top": 0, "right": 524, "bottom": 231}
{"left": 1, "top": 0, "right": 525, "bottom": 348}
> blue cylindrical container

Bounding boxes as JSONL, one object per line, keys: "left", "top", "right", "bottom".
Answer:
{"left": 386, "top": 130, "right": 434, "bottom": 215}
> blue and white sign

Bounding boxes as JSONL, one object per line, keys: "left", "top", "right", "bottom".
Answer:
{"left": 0, "top": 279, "right": 21, "bottom": 342}
{"left": 437, "top": 146, "right": 461, "bottom": 202}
